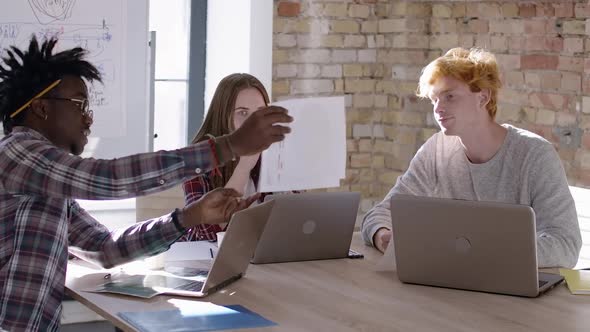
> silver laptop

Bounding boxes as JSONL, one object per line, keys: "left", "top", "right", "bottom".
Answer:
{"left": 389, "top": 194, "right": 564, "bottom": 297}
{"left": 91, "top": 199, "right": 275, "bottom": 298}
{"left": 251, "top": 192, "right": 360, "bottom": 264}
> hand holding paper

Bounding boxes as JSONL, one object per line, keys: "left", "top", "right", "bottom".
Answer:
{"left": 258, "top": 96, "right": 346, "bottom": 192}
{"left": 228, "top": 105, "right": 293, "bottom": 156}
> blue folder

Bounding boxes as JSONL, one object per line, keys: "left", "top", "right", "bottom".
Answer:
{"left": 118, "top": 303, "right": 277, "bottom": 332}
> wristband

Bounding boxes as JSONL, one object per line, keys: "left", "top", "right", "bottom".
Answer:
{"left": 171, "top": 208, "right": 186, "bottom": 233}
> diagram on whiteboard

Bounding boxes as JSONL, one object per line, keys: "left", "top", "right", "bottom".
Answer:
{"left": 28, "top": 0, "right": 76, "bottom": 24}
{"left": 0, "top": 0, "right": 127, "bottom": 138}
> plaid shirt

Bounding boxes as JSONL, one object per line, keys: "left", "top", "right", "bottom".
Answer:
{"left": 0, "top": 126, "right": 219, "bottom": 331}
{"left": 180, "top": 172, "right": 278, "bottom": 242}
{"left": 180, "top": 174, "right": 224, "bottom": 241}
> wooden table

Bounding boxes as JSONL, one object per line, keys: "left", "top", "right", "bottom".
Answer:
{"left": 66, "top": 233, "right": 590, "bottom": 332}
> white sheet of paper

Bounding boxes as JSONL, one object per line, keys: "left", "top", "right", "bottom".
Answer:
{"left": 259, "top": 96, "right": 346, "bottom": 192}
{"left": 375, "top": 242, "right": 397, "bottom": 272}
{"left": 164, "top": 241, "right": 217, "bottom": 262}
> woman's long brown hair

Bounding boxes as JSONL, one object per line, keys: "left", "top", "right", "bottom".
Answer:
{"left": 191, "top": 73, "right": 270, "bottom": 189}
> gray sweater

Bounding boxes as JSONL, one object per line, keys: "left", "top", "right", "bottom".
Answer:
{"left": 362, "top": 124, "right": 582, "bottom": 268}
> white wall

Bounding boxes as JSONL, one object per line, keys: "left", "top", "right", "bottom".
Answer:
{"left": 205, "top": 0, "right": 274, "bottom": 111}
{"left": 249, "top": 0, "right": 274, "bottom": 99}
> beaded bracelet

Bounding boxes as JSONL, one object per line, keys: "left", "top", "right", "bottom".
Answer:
{"left": 207, "top": 137, "right": 223, "bottom": 178}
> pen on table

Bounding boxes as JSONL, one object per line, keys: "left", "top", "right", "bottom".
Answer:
{"left": 209, "top": 248, "right": 214, "bottom": 258}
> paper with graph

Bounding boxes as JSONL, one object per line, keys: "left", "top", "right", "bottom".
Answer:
{"left": 258, "top": 96, "right": 346, "bottom": 192}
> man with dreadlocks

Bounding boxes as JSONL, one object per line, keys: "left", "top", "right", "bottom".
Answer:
{"left": 0, "top": 36, "right": 292, "bottom": 331}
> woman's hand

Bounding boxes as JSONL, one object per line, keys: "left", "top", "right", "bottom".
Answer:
{"left": 180, "top": 188, "right": 261, "bottom": 227}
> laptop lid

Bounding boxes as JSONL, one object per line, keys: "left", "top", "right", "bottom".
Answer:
{"left": 251, "top": 192, "right": 360, "bottom": 264}
{"left": 390, "top": 194, "right": 557, "bottom": 297}
{"left": 200, "top": 199, "right": 275, "bottom": 295}
{"left": 86, "top": 201, "right": 275, "bottom": 299}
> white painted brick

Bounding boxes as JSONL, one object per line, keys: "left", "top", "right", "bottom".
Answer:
{"left": 392, "top": 34, "right": 428, "bottom": 49}
{"left": 291, "top": 79, "right": 334, "bottom": 94}
{"left": 291, "top": 49, "right": 331, "bottom": 63}
{"left": 296, "top": 35, "right": 321, "bottom": 48}
{"left": 367, "top": 35, "right": 376, "bottom": 48}
{"left": 375, "top": 95, "right": 388, "bottom": 108}
{"left": 361, "top": 21, "right": 378, "bottom": 34}
{"left": 353, "top": 94, "right": 374, "bottom": 108}
{"left": 345, "top": 94, "right": 353, "bottom": 107}
{"left": 564, "top": 37, "right": 584, "bottom": 54}
{"left": 353, "top": 124, "right": 373, "bottom": 138}
{"left": 276, "top": 64, "right": 297, "bottom": 78}
{"left": 344, "top": 35, "right": 366, "bottom": 48}
{"left": 321, "top": 64, "right": 343, "bottom": 78}
{"left": 275, "top": 34, "right": 297, "bottom": 48}
{"left": 349, "top": 4, "right": 370, "bottom": 18}
{"left": 378, "top": 19, "right": 405, "bottom": 33}
{"left": 375, "top": 35, "right": 386, "bottom": 48}
{"left": 297, "top": 64, "right": 321, "bottom": 78}
{"left": 562, "top": 20, "right": 585, "bottom": 35}
{"left": 373, "top": 124, "right": 385, "bottom": 138}
{"left": 324, "top": 3, "right": 348, "bottom": 17}
{"left": 332, "top": 49, "right": 357, "bottom": 63}
{"left": 331, "top": 20, "right": 360, "bottom": 33}
{"left": 310, "top": 20, "right": 331, "bottom": 34}
{"left": 429, "top": 34, "right": 459, "bottom": 49}
{"left": 358, "top": 49, "right": 377, "bottom": 63}
{"left": 433, "top": 4, "right": 452, "bottom": 18}
{"left": 391, "top": 65, "right": 422, "bottom": 80}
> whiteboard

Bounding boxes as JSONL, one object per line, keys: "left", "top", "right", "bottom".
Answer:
{"left": 0, "top": 0, "right": 150, "bottom": 158}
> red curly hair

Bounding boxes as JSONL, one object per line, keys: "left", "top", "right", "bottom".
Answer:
{"left": 417, "top": 48, "right": 502, "bottom": 119}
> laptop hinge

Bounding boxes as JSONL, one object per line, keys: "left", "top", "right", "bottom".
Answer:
{"left": 205, "top": 273, "right": 243, "bottom": 295}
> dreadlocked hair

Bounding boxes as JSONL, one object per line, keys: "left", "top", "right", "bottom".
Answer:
{"left": 0, "top": 35, "right": 102, "bottom": 133}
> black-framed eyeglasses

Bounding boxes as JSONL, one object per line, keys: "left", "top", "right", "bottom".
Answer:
{"left": 42, "top": 97, "right": 93, "bottom": 119}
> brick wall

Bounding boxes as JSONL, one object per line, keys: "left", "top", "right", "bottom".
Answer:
{"left": 272, "top": 0, "right": 590, "bottom": 214}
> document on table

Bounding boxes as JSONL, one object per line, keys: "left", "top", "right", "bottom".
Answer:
{"left": 164, "top": 240, "right": 218, "bottom": 261}
{"left": 559, "top": 268, "right": 590, "bottom": 295}
{"left": 118, "top": 300, "right": 277, "bottom": 331}
{"left": 259, "top": 96, "right": 346, "bottom": 192}
{"left": 86, "top": 267, "right": 210, "bottom": 298}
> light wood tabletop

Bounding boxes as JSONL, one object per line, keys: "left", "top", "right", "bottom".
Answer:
{"left": 66, "top": 233, "right": 590, "bottom": 332}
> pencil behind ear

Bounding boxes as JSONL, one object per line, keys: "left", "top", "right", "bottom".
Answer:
{"left": 29, "top": 99, "right": 48, "bottom": 120}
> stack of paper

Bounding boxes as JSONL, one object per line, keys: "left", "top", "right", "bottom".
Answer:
{"left": 259, "top": 96, "right": 346, "bottom": 192}
{"left": 559, "top": 268, "right": 590, "bottom": 295}
{"left": 164, "top": 240, "right": 218, "bottom": 261}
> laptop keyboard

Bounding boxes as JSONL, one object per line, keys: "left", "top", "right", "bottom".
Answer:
{"left": 538, "top": 280, "right": 548, "bottom": 288}
{"left": 175, "top": 280, "right": 205, "bottom": 291}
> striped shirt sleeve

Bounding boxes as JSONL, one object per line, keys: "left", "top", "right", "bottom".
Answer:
{"left": 67, "top": 201, "right": 184, "bottom": 268}
{"left": 179, "top": 174, "right": 223, "bottom": 242}
{"left": 0, "top": 133, "right": 218, "bottom": 200}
